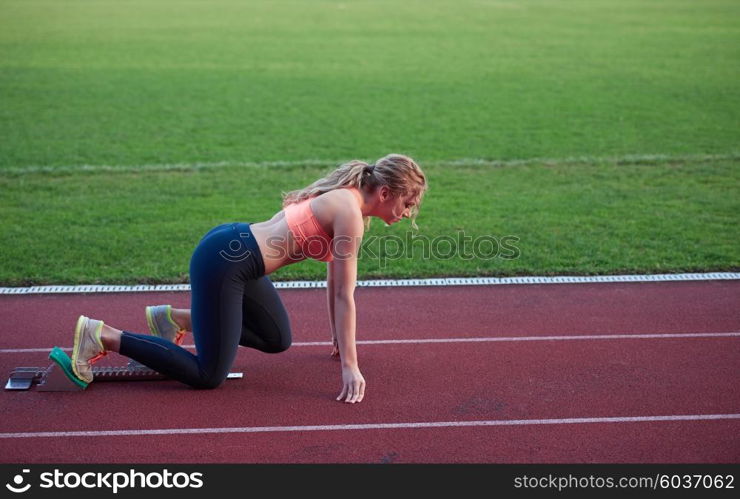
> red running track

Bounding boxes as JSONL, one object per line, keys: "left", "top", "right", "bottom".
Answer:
{"left": 0, "top": 280, "right": 738, "bottom": 463}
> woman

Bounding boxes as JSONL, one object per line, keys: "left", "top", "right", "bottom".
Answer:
{"left": 70, "top": 154, "right": 427, "bottom": 403}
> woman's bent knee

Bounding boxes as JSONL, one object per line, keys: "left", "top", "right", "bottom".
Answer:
{"left": 191, "top": 371, "right": 228, "bottom": 389}
{"left": 191, "top": 379, "right": 223, "bottom": 390}
{"left": 262, "top": 340, "right": 291, "bottom": 354}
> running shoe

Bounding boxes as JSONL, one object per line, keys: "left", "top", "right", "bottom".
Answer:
{"left": 71, "top": 315, "right": 107, "bottom": 383}
{"left": 145, "top": 305, "right": 186, "bottom": 345}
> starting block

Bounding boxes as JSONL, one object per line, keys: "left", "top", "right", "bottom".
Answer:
{"left": 5, "top": 346, "right": 243, "bottom": 391}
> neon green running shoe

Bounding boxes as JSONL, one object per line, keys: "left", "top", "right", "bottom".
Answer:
{"left": 145, "top": 305, "right": 186, "bottom": 345}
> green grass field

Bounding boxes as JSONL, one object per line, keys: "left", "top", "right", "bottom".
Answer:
{"left": 1, "top": 0, "right": 738, "bottom": 284}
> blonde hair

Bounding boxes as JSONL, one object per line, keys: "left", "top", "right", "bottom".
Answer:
{"left": 282, "top": 154, "right": 428, "bottom": 230}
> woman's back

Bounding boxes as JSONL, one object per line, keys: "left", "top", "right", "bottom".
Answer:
{"left": 250, "top": 187, "right": 363, "bottom": 274}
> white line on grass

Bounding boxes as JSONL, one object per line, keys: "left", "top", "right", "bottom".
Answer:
{"left": 1, "top": 414, "right": 738, "bottom": 439}
{"left": 2, "top": 332, "right": 738, "bottom": 354}
{"left": 2, "top": 152, "right": 738, "bottom": 176}
{"left": 2, "top": 272, "right": 739, "bottom": 295}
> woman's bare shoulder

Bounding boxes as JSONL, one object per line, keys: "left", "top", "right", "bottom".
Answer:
{"left": 313, "top": 188, "right": 363, "bottom": 231}
{"left": 316, "top": 188, "right": 361, "bottom": 213}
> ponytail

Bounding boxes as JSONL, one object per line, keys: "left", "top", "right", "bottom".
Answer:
{"left": 282, "top": 154, "right": 427, "bottom": 230}
{"left": 282, "top": 160, "right": 379, "bottom": 207}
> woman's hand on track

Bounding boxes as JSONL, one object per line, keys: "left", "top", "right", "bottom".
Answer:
{"left": 330, "top": 335, "right": 340, "bottom": 360}
{"left": 337, "top": 365, "right": 365, "bottom": 403}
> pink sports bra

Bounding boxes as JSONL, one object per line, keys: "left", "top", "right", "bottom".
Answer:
{"left": 284, "top": 197, "right": 334, "bottom": 262}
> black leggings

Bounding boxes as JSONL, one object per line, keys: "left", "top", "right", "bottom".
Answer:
{"left": 119, "top": 223, "right": 291, "bottom": 389}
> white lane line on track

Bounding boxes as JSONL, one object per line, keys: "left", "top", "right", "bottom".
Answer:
{"left": 1, "top": 414, "right": 739, "bottom": 439}
{"left": 2, "top": 332, "right": 739, "bottom": 354}
{"left": 2, "top": 272, "right": 740, "bottom": 295}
